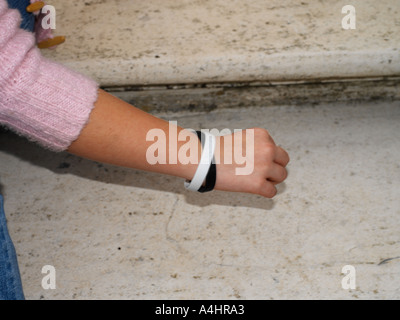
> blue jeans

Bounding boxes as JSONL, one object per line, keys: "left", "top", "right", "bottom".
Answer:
{"left": 6, "top": 0, "right": 35, "bottom": 32}
{"left": 2, "top": 0, "right": 36, "bottom": 300}
{"left": 0, "top": 195, "right": 25, "bottom": 300}
{"left": 1, "top": 0, "right": 38, "bottom": 300}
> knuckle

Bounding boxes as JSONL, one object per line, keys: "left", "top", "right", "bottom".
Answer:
{"left": 285, "top": 154, "right": 290, "bottom": 166}
{"left": 250, "top": 127, "right": 270, "bottom": 139}
{"left": 281, "top": 170, "right": 288, "bottom": 182}
{"left": 278, "top": 166, "right": 288, "bottom": 182}
{"left": 282, "top": 149, "right": 290, "bottom": 165}
{"left": 254, "top": 128, "right": 276, "bottom": 147}
{"left": 262, "top": 143, "right": 276, "bottom": 158}
{"left": 253, "top": 127, "right": 270, "bottom": 138}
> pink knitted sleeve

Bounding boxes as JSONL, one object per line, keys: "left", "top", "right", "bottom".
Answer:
{"left": 0, "top": 0, "right": 99, "bottom": 151}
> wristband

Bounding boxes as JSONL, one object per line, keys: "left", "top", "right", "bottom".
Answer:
{"left": 184, "top": 131, "right": 216, "bottom": 192}
{"left": 196, "top": 131, "right": 217, "bottom": 193}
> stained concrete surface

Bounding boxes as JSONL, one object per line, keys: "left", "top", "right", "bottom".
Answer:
{"left": 107, "top": 78, "right": 400, "bottom": 114}
{"left": 41, "top": 0, "right": 400, "bottom": 86}
{"left": 0, "top": 100, "right": 399, "bottom": 300}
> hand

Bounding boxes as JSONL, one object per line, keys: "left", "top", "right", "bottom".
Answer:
{"left": 214, "top": 128, "right": 290, "bottom": 198}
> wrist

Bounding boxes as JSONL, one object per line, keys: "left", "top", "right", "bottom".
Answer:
{"left": 171, "top": 128, "right": 203, "bottom": 181}
{"left": 184, "top": 131, "right": 217, "bottom": 192}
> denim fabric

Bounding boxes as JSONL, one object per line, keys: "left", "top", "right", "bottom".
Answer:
{"left": 6, "top": 0, "right": 35, "bottom": 32}
{"left": 0, "top": 195, "right": 25, "bottom": 300}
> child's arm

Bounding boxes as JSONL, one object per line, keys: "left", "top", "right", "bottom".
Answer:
{"left": 0, "top": 0, "right": 289, "bottom": 197}
{"left": 68, "top": 89, "right": 202, "bottom": 183}
{"left": 68, "top": 90, "right": 289, "bottom": 198}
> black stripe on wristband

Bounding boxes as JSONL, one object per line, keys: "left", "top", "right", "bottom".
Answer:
{"left": 196, "top": 131, "right": 217, "bottom": 193}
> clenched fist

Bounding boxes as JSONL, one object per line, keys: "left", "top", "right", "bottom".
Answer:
{"left": 214, "top": 128, "right": 290, "bottom": 198}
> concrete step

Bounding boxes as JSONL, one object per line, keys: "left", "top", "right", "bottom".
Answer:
{"left": 43, "top": 0, "right": 400, "bottom": 87}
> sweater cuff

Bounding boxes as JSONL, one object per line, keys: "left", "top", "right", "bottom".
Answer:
{"left": 1, "top": 48, "right": 99, "bottom": 152}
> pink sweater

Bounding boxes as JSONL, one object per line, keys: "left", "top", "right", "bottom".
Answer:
{"left": 0, "top": 0, "right": 99, "bottom": 151}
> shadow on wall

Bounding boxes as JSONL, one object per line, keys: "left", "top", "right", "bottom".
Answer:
{"left": 0, "top": 129, "right": 282, "bottom": 211}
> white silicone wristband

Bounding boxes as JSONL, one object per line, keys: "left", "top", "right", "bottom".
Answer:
{"left": 184, "top": 131, "right": 216, "bottom": 191}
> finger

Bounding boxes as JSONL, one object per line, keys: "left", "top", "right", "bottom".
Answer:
{"left": 258, "top": 180, "right": 277, "bottom": 198}
{"left": 274, "top": 146, "right": 290, "bottom": 167}
{"left": 267, "top": 163, "right": 288, "bottom": 184}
